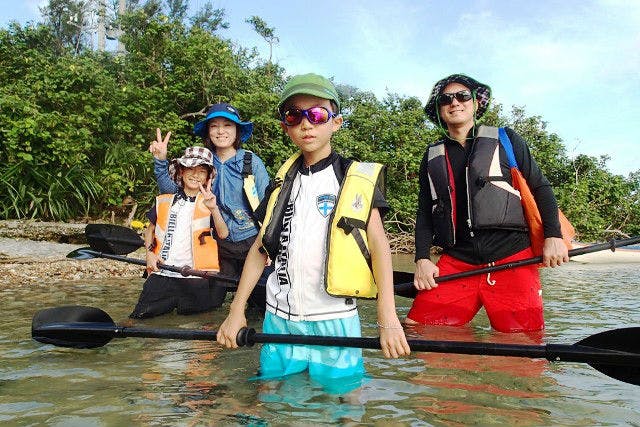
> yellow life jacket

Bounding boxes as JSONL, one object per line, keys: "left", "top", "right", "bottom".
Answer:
{"left": 259, "top": 152, "right": 383, "bottom": 299}
{"left": 326, "top": 161, "right": 384, "bottom": 299}
{"left": 153, "top": 193, "right": 220, "bottom": 271}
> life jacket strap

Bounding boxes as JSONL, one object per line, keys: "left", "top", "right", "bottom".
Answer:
{"left": 337, "top": 216, "right": 372, "bottom": 270}
{"left": 241, "top": 150, "right": 261, "bottom": 215}
{"left": 242, "top": 151, "right": 253, "bottom": 177}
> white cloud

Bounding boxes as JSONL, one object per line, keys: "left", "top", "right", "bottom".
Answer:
{"left": 25, "top": 0, "right": 47, "bottom": 16}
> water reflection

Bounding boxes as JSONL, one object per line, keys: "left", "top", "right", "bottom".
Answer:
{"left": 403, "top": 325, "right": 552, "bottom": 425}
{"left": 1, "top": 263, "right": 639, "bottom": 425}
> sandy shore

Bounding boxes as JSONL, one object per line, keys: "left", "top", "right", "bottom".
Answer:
{"left": 0, "top": 220, "right": 143, "bottom": 286}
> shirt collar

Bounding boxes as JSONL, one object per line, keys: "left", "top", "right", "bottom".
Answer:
{"left": 443, "top": 126, "right": 476, "bottom": 147}
{"left": 175, "top": 188, "right": 196, "bottom": 202}
{"left": 298, "top": 151, "right": 338, "bottom": 175}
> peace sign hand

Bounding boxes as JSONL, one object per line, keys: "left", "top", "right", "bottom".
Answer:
{"left": 148, "top": 128, "right": 171, "bottom": 160}
{"left": 199, "top": 178, "right": 218, "bottom": 212}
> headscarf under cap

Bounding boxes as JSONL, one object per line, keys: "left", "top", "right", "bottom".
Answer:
{"left": 424, "top": 74, "right": 491, "bottom": 127}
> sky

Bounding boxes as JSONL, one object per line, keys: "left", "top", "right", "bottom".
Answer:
{"left": 3, "top": 0, "right": 639, "bottom": 176}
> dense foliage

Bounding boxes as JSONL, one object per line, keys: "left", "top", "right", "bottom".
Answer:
{"left": 1, "top": 0, "right": 638, "bottom": 242}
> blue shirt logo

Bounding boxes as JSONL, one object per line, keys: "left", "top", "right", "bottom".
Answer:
{"left": 316, "top": 194, "right": 336, "bottom": 217}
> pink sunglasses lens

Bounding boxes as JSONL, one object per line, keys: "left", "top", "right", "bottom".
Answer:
{"left": 306, "top": 107, "right": 330, "bottom": 124}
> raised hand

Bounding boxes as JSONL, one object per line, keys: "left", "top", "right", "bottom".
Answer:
{"left": 148, "top": 128, "right": 171, "bottom": 160}
{"left": 199, "top": 177, "right": 218, "bottom": 212}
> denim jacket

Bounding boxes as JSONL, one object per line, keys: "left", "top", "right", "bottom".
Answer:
{"left": 154, "top": 148, "right": 270, "bottom": 243}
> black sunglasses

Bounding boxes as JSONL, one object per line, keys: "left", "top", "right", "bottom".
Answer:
{"left": 437, "top": 90, "right": 473, "bottom": 106}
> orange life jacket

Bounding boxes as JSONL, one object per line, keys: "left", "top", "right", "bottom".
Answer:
{"left": 152, "top": 193, "right": 220, "bottom": 271}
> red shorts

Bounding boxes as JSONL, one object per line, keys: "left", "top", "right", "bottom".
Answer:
{"left": 407, "top": 248, "right": 544, "bottom": 332}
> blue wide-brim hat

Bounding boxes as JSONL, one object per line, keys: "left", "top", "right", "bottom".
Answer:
{"left": 193, "top": 102, "right": 254, "bottom": 143}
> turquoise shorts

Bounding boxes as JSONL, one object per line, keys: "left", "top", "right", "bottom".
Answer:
{"left": 256, "top": 311, "right": 366, "bottom": 393}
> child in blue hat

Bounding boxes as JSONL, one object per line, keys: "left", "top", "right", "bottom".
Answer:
{"left": 149, "top": 103, "right": 270, "bottom": 308}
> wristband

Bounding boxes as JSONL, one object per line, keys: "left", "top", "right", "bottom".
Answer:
{"left": 377, "top": 322, "right": 404, "bottom": 330}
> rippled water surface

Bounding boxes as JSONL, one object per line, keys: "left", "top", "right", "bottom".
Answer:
{"left": 1, "top": 261, "right": 639, "bottom": 425}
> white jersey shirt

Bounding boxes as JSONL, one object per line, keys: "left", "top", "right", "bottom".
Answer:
{"left": 265, "top": 163, "right": 358, "bottom": 322}
{"left": 156, "top": 197, "right": 198, "bottom": 278}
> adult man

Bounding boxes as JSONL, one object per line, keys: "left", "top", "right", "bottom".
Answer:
{"left": 406, "top": 74, "right": 568, "bottom": 332}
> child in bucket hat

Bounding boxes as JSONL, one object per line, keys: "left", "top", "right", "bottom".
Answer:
{"left": 216, "top": 72, "right": 410, "bottom": 394}
{"left": 149, "top": 102, "right": 270, "bottom": 312}
{"left": 168, "top": 146, "right": 215, "bottom": 186}
{"left": 130, "top": 146, "right": 229, "bottom": 319}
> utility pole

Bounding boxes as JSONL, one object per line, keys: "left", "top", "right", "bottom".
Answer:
{"left": 105, "top": 0, "right": 126, "bottom": 53}
{"left": 117, "top": 0, "right": 125, "bottom": 53}
{"left": 96, "top": 0, "right": 106, "bottom": 51}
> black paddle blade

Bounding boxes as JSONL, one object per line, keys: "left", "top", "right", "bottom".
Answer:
{"left": 85, "top": 223, "right": 144, "bottom": 255}
{"left": 32, "top": 306, "right": 115, "bottom": 349}
{"left": 578, "top": 327, "right": 640, "bottom": 386}
{"left": 66, "top": 247, "right": 98, "bottom": 260}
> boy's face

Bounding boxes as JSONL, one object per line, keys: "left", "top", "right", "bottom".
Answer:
{"left": 280, "top": 94, "right": 342, "bottom": 162}
{"left": 179, "top": 165, "right": 210, "bottom": 193}
{"left": 208, "top": 117, "right": 237, "bottom": 150}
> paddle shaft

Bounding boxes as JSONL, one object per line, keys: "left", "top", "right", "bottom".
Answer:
{"left": 37, "top": 323, "right": 219, "bottom": 341}
{"left": 433, "top": 236, "right": 640, "bottom": 284}
{"left": 34, "top": 323, "right": 640, "bottom": 367}
{"left": 81, "top": 249, "right": 239, "bottom": 284}
{"left": 390, "top": 236, "right": 640, "bottom": 297}
{"left": 245, "top": 332, "right": 640, "bottom": 366}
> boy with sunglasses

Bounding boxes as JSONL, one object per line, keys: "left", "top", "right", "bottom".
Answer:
{"left": 406, "top": 74, "right": 569, "bottom": 332}
{"left": 217, "top": 73, "right": 410, "bottom": 392}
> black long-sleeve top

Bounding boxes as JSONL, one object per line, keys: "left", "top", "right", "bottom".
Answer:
{"left": 414, "top": 127, "right": 562, "bottom": 265}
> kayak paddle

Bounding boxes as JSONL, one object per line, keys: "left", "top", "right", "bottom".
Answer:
{"left": 393, "top": 235, "right": 640, "bottom": 298}
{"left": 32, "top": 305, "right": 640, "bottom": 386}
{"left": 80, "top": 224, "right": 640, "bottom": 299}
{"left": 67, "top": 247, "right": 240, "bottom": 285}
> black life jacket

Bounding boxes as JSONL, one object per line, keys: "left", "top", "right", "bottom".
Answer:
{"left": 427, "top": 125, "right": 527, "bottom": 248}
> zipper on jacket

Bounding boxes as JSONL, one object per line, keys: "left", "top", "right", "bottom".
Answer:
{"left": 465, "top": 166, "right": 474, "bottom": 237}
{"left": 447, "top": 185, "right": 456, "bottom": 244}
{"left": 294, "top": 170, "right": 310, "bottom": 320}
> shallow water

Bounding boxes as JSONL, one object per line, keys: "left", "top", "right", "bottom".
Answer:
{"left": 1, "top": 262, "right": 639, "bottom": 425}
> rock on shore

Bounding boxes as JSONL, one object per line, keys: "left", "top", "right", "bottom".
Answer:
{"left": 0, "top": 220, "right": 143, "bottom": 286}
